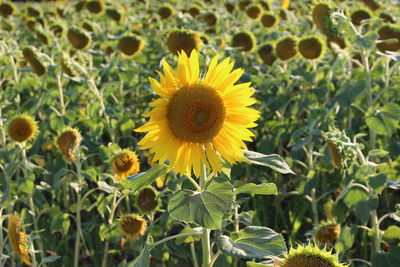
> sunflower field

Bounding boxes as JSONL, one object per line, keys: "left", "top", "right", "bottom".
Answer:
{"left": 0, "top": 0, "right": 400, "bottom": 266}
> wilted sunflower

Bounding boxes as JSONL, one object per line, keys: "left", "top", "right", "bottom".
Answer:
{"left": 86, "top": 0, "right": 105, "bottom": 14}
{"left": 231, "top": 31, "right": 256, "bottom": 52}
{"left": 277, "top": 244, "right": 347, "bottom": 267}
{"left": 158, "top": 4, "right": 174, "bottom": 19}
{"left": 136, "top": 50, "right": 259, "bottom": 177}
{"left": 314, "top": 221, "right": 341, "bottom": 245}
{"left": 7, "top": 114, "right": 38, "bottom": 143}
{"left": 111, "top": 149, "right": 140, "bottom": 182}
{"left": 135, "top": 186, "right": 159, "bottom": 213}
{"left": 261, "top": 12, "right": 279, "bottom": 28}
{"left": 26, "top": 6, "right": 41, "bottom": 17}
{"left": 258, "top": 43, "right": 277, "bottom": 66}
{"left": 275, "top": 36, "right": 297, "bottom": 61}
{"left": 350, "top": 9, "right": 371, "bottom": 26}
{"left": 118, "top": 34, "right": 145, "bottom": 57}
{"left": 8, "top": 215, "right": 31, "bottom": 266}
{"left": 166, "top": 29, "right": 202, "bottom": 56}
{"left": 60, "top": 54, "right": 76, "bottom": 77}
{"left": 119, "top": 215, "right": 147, "bottom": 240}
{"left": 0, "top": 2, "right": 15, "bottom": 17}
{"left": 298, "top": 36, "right": 325, "bottom": 60}
{"left": 82, "top": 21, "right": 94, "bottom": 32}
{"left": 57, "top": 127, "right": 82, "bottom": 162}
{"left": 67, "top": 27, "right": 91, "bottom": 50}
{"left": 246, "top": 4, "right": 263, "bottom": 19}
{"left": 22, "top": 47, "right": 46, "bottom": 76}
{"left": 360, "top": 0, "right": 380, "bottom": 11}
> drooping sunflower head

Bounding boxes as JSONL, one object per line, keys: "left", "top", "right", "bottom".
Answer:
{"left": 119, "top": 214, "right": 147, "bottom": 240}
{"left": 379, "top": 13, "right": 395, "bottom": 24}
{"left": 298, "top": 36, "right": 325, "bottom": 60}
{"left": 135, "top": 186, "right": 160, "bottom": 214}
{"left": 86, "top": 0, "right": 106, "bottom": 14}
{"left": 246, "top": 3, "right": 263, "bottom": 19}
{"left": 239, "top": 0, "right": 252, "bottom": 11}
{"left": 188, "top": 4, "right": 201, "bottom": 18}
{"left": 376, "top": 25, "right": 400, "bottom": 52}
{"left": 35, "top": 30, "right": 50, "bottom": 45}
{"left": 275, "top": 36, "right": 298, "bottom": 61}
{"left": 166, "top": 29, "right": 202, "bottom": 56}
{"left": 136, "top": 50, "right": 259, "bottom": 177}
{"left": 57, "top": 127, "right": 82, "bottom": 162}
{"left": 111, "top": 149, "right": 140, "bottom": 182}
{"left": 8, "top": 215, "right": 32, "bottom": 266}
{"left": 118, "top": 34, "right": 145, "bottom": 57}
{"left": 26, "top": 6, "right": 41, "bottom": 17}
{"left": 261, "top": 12, "right": 279, "bottom": 28}
{"left": 22, "top": 46, "right": 47, "bottom": 76}
{"left": 82, "top": 20, "right": 95, "bottom": 32}
{"left": 278, "top": 244, "right": 347, "bottom": 267}
{"left": 312, "top": 2, "right": 333, "bottom": 37}
{"left": 314, "top": 221, "right": 341, "bottom": 245}
{"left": 60, "top": 53, "right": 76, "bottom": 77}
{"left": 201, "top": 12, "right": 218, "bottom": 26}
{"left": 67, "top": 27, "right": 91, "bottom": 50}
{"left": 350, "top": 9, "right": 371, "bottom": 26}
{"left": 106, "top": 8, "right": 122, "bottom": 22}
{"left": 258, "top": 42, "right": 277, "bottom": 66}
{"left": 158, "top": 4, "right": 174, "bottom": 19}
{"left": 0, "top": 2, "right": 15, "bottom": 17}
{"left": 50, "top": 22, "right": 66, "bottom": 38}
{"left": 231, "top": 31, "right": 256, "bottom": 52}
{"left": 7, "top": 114, "right": 38, "bottom": 143}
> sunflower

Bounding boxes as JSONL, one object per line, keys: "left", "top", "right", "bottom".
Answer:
{"left": 119, "top": 214, "right": 147, "bottom": 240}
{"left": 135, "top": 186, "right": 159, "bottom": 213}
{"left": 377, "top": 25, "right": 400, "bottom": 52}
{"left": 106, "top": 8, "right": 122, "bottom": 22}
{"left": 86, "top": 0, "right": 105, "bottom": 14}
{"left": 188, "top": 5, "right": 201, "bottom": 18}
{"left": 258, "top": 43, "right": 277, "bottom": 66}
{"left": 314, "top": 221, "right": 341, "bottom": 245}
{"left": 246, "top": 4, "right": 263, "bottom": 19}
{"left": 22, "top": 47, "right": 46, "bottom": 76}
{"left": 231, "top": 31, "right": 256, "bottom": 52}
{"left": 136, "top": 50, "right": 259, "bottom": 177}
{"left": 118, "top": 34, "right": 145, "bottom": 57}
{"left": 261, "top": 12, "right": 279, "bottom": 28}
{"left": 7, "top": 114, "right": 38, "bottom": 143}
{"left": 239, "top": 0, "right": 252, "bottom": 11}
{"left": 111, "top": 149, "right": 140, "bottom": 182}
{"left": 67, "top": 27, "right": 91, "bottom": 50}
{"left": 277, "top": 244, "right": 347, "bottom": 267}
{"left": 275, "top": 36, "right": 298, "bottom": 61}
{"left": 350, "top": 9, "right": 371, "bottom": 26}
{"left": 57, "top": 127, "right": 82, "bottom": 162}
{"left": 0, "top": 2, "right": 15, "bottom": 17}
{"left": 166, "top": 29, "right": 202, "bottom": 56}
{"left": 225, "top": 3, "right": 235, "bottom": 13}
{"left": 298, "top": 36, "right": 325, "bottom": 60}
{"left": 50, "top": 23, "right": 66, "bottom": 38}
{"left": 201, "top": 12, "right": 218, "bottom": 26}
{"left": 8, "top": 215, "right": 32, "bottom": 266}
{"left": 60, "top": 54, "right": 76, "bottom": 77}
{"left": 158, "top": 4, "right": 174, "bottom": 19}
{"left": 380, "top": 13, "right": 395, "bottom": 24}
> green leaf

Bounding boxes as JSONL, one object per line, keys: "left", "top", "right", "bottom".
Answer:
{"left": 368, "top": 149, "right": 389, "bottom": 158}
{"left": 335, "top": 225, "right": 356, "bottom": 255}
{"left": 235, "top": 183, "right": 277, "bottom": 195}
{"left": 383, "top": 225, "right": 400, "bottom": 242}
{"left": 366, "top": 103, "right": 400, "bottom": 136}
{"left": 372, "top": 247, "right": 400, "bottom": 267}
{"left": 127, "top": 236, "right": 153, "bottom": 267}
{"left": 354, "top": 198, "right": 379, "bottom": 223}
{"left": 217, "top": 226, "right": 286, "bottom": 259}
{"left": 123, "top": 164, "right": 168, "bottom": 192}
{"left": 99, "top": 222, "right": 119, "bottom": 241}
{"left": 369, "top": 174, "right": 387, "bottom": 194}
{"left": 168, "top": 176, "right": 234, "bottom": 230}
{"left": 343, "top": 186, "right": 369, "bottom": 208}
{"left": 175, "top": 227, "right": 201, "bottom": 245}
{"left": 40, "top": 255, "right": 62, "bottom": 264}
{"left": 243, "top": 150, "right": 295, "bottom": 175}
{"left": 97, "top": 181, "right": 116, "bottom": 194}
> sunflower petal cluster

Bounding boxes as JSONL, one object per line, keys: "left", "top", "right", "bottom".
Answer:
{"left": 8, "top": 215, "right": 32, "bottom": 266}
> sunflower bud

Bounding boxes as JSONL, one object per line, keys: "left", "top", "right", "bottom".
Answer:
{"left": 315, "top": 222, "right": 341, "bottom": 245}
{"left": 57, "top": 127, "right": 82, "bottom": 162}
{"left": 166, "top": 29, "right": 202, "bottom": 56}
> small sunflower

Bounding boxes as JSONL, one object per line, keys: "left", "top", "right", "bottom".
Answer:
{"left": 57, "top": 127, "right": 82, "bottom": 162}
{"left": 315, "top": 221, "right": 341, "bottom": 245}
{"left": 67, "top": 27, "right": 91, "bottom": 50}
{"left": 277, "top": 244, "right": 347, "bottom": 267}
{"left": 350, "top": 9, "right": 371, "bottom": 26}
{"left": 26, "top": 6, "right": 41, "bottom": 17}
{"left": 106, "top": 8, "right": 122, "bottom": 22}
{"left": 86, "top": 0, "right": 105, "bottom": 14}
{"left": 158, "top": 4, "right": 174, "bottom": 19}
{"left": 136, "top": 50, "right": 259, "bottom": 177}
{"left": 379, "top": 13, "right": 395, "bottom": 24}
{"left": 135, "top": 186, "right": 160, "bottom": 214}
{"left": 118, "top": 34, "right": 145, "bottom": 57}
{"left": 7, "top": 114, "right": 38, "bottom": 143}
{"left": 376, "top": 25, "right": 400, "bottom": 52}
{"left": 360, "top": 0, "right": 380, "bottom": 11}
{"left": 166, "top": 29, "right": 202, "bottom": 56}
{"left": 231, "top": 31, "right": 256, "bottom": 52}
{"left": 0, "top": 2, "right": 15, "bottom": 17}
{"left": 35, "top": 30, "right": 50, "bottom": 45}
{"left": 119, "top": 214, "right": 147, "bottom": 240}
{"left": 261, "top": 12, "right": 279, "bottom": 28}
{"left": 82, "top": 21, "right": 94, "bottom": 32}
{"left": 298, "top": 36, "right": 325, "bottom": 60}
{"left": 188, "top": 5, "right": 201, "bottom": 18}
{"left": 312, "top": 2, "right": 333, "bottom": 37}
{"left": 8, "top": 215, "right": 32, "bottom": 266}
{"left": 60, "top": 54, "right": 76, "bottom": 77}
{"left": 246, "top": 4, "right": 263, "bottom": 19}
{"left": 111, "top": 149, "right": 140, "bottom": 182}
{"left": 22, "top": 47, "right": 46, "bottom": 76}
{"left": 239, "top": 0, "right": 252, "bottom": 11}
{"left": 201, "top": 12, "right": 218, "bottom": 26}
{"left": 258, "top": 43, "right": 277, "bottom": 66}
{"left": 50, "top": 23, "right": 66, "bottom": 38}
{"left": 275, "top": 36, "right": 298, "bottom": 61}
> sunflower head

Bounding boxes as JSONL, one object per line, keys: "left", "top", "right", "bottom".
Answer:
{"left": 312, "top": 2, "right": 333, "bottom": 36}
{"left": 231, "top": 31, "right": 256, "bottom": 52}
{"left": 277, "top": 244, "right": 347, "bottom": 267}
{"left": 25, "top": 18, "right": 37, "bottom": 31}
{"left": 106, "top": 8, "right": 122, "bottom": 22}
{"left": 188, "top": 5, "right": 201, "bottom": 18}
{"left": 225, "top": 3, "right": 235, "bottom": 13}
{"left": 275, "top": 36, "right": 298, "bottom": 61}
{"left": 50, "top": 23, "right": 66, "bottom": 38}
{"left": 136, "top": 50, "right": 259, "bottom": 177}
{"left": 377, "top": 25, "right": 400, "bottom": 52}
{"left": 7, "top": 114, "right": 38, "bottom": 143}
{"left": 8, "top": 215, "right": 32, "bottom": 266}
{"left": 119, "top": 214, "right": 147, "bottom": 240}
{"left": 86, "top": 0, "right": 105, "bottom": 14}
{"left": 67, "top": 27, "right": 91, "bottom": 50}
{"left": 82, "top": 20, "right": 94, "bottom": 32}
{"left": 239, "top": 0, "right": 252, "bottom": 11}
{"left": 360, "top": 0, "right": 380, "bottom": 11}
{"left": 135, "top": 186, "right": 160, "bottom": 214}
{"left": 246, "top": 4, "right": 263, "bottom": 19}
{"left": 0, "top": 2, "right": 15, "bottom": 17}
{"left": 201, "top": 12, "right": 218, "bottom": 26}
{"left": 298, "top": 36, "right": 325, "bottom": 60}
{"left": 22, "top": 47, "right": 46, "bottom": 76}
{"left": 111, "top": 149, "right": 140, "bottom": 182}
{"left": 57, "top": 127, "right": 82, "bottom": 162}
{"left": 35, "top": 30, "right": 50, "bottom": 45}
{"left": 60, "top": 54, "right": 76, "bottom": 77}
{"left": 380, "top": 13, "right": 395, "bottom": 24}
{"left": 26, "top": 6, "right": 41, "bottom": 17}
{"left": 315, "top": 221, "right": 341, "bottom": 245}
{"left": 258, "top": 42, "right": 277, "bottom": 66}
{"left": 166, "top": 29, "right": 202, "bottom": 56}
{"left": 158, "top": 4, "right": 174, "bottom": 19}
{"left": 75, "top": 1, "right": 86, "bottom": 12}
{"left": 350, "top": 9, "right": 371, "bottom": 26}
{"left": 117, "top": 34, "right": 145, "bottom": 57}
{"left": 261, "top": 12, "right": 279, "bottom": 28}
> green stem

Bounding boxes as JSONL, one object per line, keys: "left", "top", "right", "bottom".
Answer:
{"left": 101, "top": 191, "right": 118, "bottom": 267}
{"left": 73, "top": 158, "right": 83, "bottom": 267}
{"left": 306, "top": 145, "right": 319, "bottom": 225}
{"left": 190, "top": 242, "right": 199, "bottom": 267}
{"left": 56, "top": 73, "right": 65, "bottom": 116}
{"left": 148, "top": 232, "right": 202, "bottom": 250}
{"left": 200, "top": 164, "right": 211, "bottom": 267}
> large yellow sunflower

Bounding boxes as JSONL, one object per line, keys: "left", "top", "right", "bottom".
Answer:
{"left": 136, "top": 50, "right": 259, "bottom": 177}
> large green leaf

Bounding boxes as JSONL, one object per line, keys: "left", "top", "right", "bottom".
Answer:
{"left": 235, "top": 183, "right": 277, "bottom": 195}
{"left": 383, "top": 225, "right": 400, "bottom": 242}
{"left": 126, "top": 236, "right": 153, "bottom": 267}
{"left": 366, "top": 103, "right": 400, "bottom": 136}
{"left": 123, "top": 164, "right": 168, "bottom": 192}
{"left": 335, "top": 225, "right": 356, "bottom": 255}
{"left": 168, "top": 176, "right": 234, "bottom": 230}
{"left": 343, "top": 186, "right": 369, "bottom": 208}
{"left": 217, "top": 226, "right": 287, "bottom": 259}
{"left": 243, "top": 150, "right": 295, "bottom": 175}
{"left": 354, "top": 198, "right": 379, "bottom": 223}
{"left": 372, "top": 247, "right": 400, "bottom": 267}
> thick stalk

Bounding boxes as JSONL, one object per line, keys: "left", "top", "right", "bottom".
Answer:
{"left": 200, "top": 164, "right": 211, "bottom": 267}
{"left": 233, "top": 195, "right": 239, "bottom": 267}
{"left": 190, "top": 242, "right": 199, "bottom": 267}
{"left": 73, "top": 159, "right": 83, "bottom": 267}
{"left": 370, "top": 210, "right": 380, "bottom": 255}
